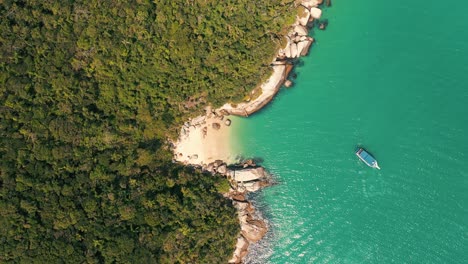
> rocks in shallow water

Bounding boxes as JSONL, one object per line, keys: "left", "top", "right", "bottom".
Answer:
{"left": 284, "top": 80, "right": 293, "bottom": 87}
{"left": 318, "top": 19, "right": 328, "bottom": 30}
{"left": 212, "top": 122, "right": 221, "bottom": 130}
{"left": 224, "top": 118, "right": 231, "bottom": 126}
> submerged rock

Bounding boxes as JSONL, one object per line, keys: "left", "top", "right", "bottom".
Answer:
{"left": 318, "top": 19, "right": 328, "bottom": 30}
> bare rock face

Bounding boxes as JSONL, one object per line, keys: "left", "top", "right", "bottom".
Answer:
{"left": 302, "top": 0, "right": 320, "bottom": 9}
{"left": 228, "top": 236, "right": 250, "bottom": 264}
{"left": 300, "top": 37, "right": 314, "bottom": 56}
{"left": 292, "top": 43, "right": 300, "bottom": 58}
{"left": 296, "top": 40, "right": 308, "bottom": 57}
{"left": 206, "top": 163, "right": 214, "bottom": 173}
{"left": 310, "top": 7, "right": 322, "bottom": 19}
{"left": 241, "top": 219, "right": 268, "bottom": 242}
{"left": 243, "top": 181, "right": 263, "bottom": 192}
{"left": 231, "top": 193, "right": 246, "bottom": 202}
{"left": 284, "top": 42, "right": 292, "bottom": 58}
{"left": 294, "top": 25, "right": 308, "bottom": 36}
{"left": 229, "top": 167, "right": 266, "bottom": 182}
{"left": 212, "top": 122, "right": 221, "bottom": 130}
{"left": 217, "top": 164, "right": 227, "bottom": 174}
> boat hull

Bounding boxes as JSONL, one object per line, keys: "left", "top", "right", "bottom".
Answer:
{"left": 356, "top": 148, "right": 380, "bottom": 169}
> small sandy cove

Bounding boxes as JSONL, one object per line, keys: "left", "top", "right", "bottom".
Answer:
{"left": 173, "top": 109, "right": 237, "bottom": 165}
{"left": 173, "top": 59, "right": 291, "bottom": 165}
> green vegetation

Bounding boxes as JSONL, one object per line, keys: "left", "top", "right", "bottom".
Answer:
{"left": 0, "top": 0, "right": 295, "bottom": 262}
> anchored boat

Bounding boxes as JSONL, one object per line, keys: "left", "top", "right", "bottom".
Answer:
{"left": 356, "top": 148, "right": 380, "bottom": 169}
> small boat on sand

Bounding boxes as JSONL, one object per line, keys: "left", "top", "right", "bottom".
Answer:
{"left": 356, "top": 148, "right": 380, "bottom": 169}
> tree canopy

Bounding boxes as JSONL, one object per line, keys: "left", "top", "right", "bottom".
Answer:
{"left": 0, "top": 0, "right": 295, "bottom": 262}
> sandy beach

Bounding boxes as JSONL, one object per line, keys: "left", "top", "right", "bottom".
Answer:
{"left": 173, "top": 110, "right": 238, "bottom": 165}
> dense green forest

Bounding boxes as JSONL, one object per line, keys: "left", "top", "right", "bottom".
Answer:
{"left": 0, "top": 0, "right": 295, "bottom": 262}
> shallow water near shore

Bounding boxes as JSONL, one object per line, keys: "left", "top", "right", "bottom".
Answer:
{"left": 232, "top": 0, "right": 468, "bottom": 263}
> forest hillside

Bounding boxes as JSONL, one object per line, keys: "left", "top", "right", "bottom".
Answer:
{"left": 0, "top": 0, "right": 295, "bottom": 262}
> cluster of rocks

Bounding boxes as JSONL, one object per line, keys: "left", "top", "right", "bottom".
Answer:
{"left": 227, "top": 165, "right": 270, "bottom": 264}
{"left": 180, "top": 109, "right": 231, "bottom": 140}
{"left": 273, "top": 0, "right": 324, "bottom": 88}
{"left": 201, "top": 159, "right": 270, "bottom": 264}
{"left": 279, "top": 1, "right": 322, "bottom": 60}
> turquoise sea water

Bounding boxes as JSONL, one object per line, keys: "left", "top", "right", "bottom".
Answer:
{"left": 232, "top": 1, "right": 468, "bottom": 263}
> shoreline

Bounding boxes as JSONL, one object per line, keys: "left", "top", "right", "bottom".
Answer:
{"left": 173, "top": 107, "right": 237, "bottom": 166}
{"left": 172, "top": 1, "right": 325, "bottom": 262}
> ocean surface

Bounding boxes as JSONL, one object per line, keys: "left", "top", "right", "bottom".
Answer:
{"left": 231, "top": 1, "right": 468, "bottom": 263}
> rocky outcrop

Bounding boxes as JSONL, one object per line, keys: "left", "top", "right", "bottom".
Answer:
{"left": 226, "top": 162, "right": 271, "bottom": 264}
{"left": 228, "top": 167, "right": 266, "bottom": 182}
{"left": 310, "top": 7, "right": 322, "bottom": 19}
{"left": 221, "top": 0, "right": 325, "bottom": 118}
{"left": 201, "top": 159, "right": 271, "bottom": 264}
